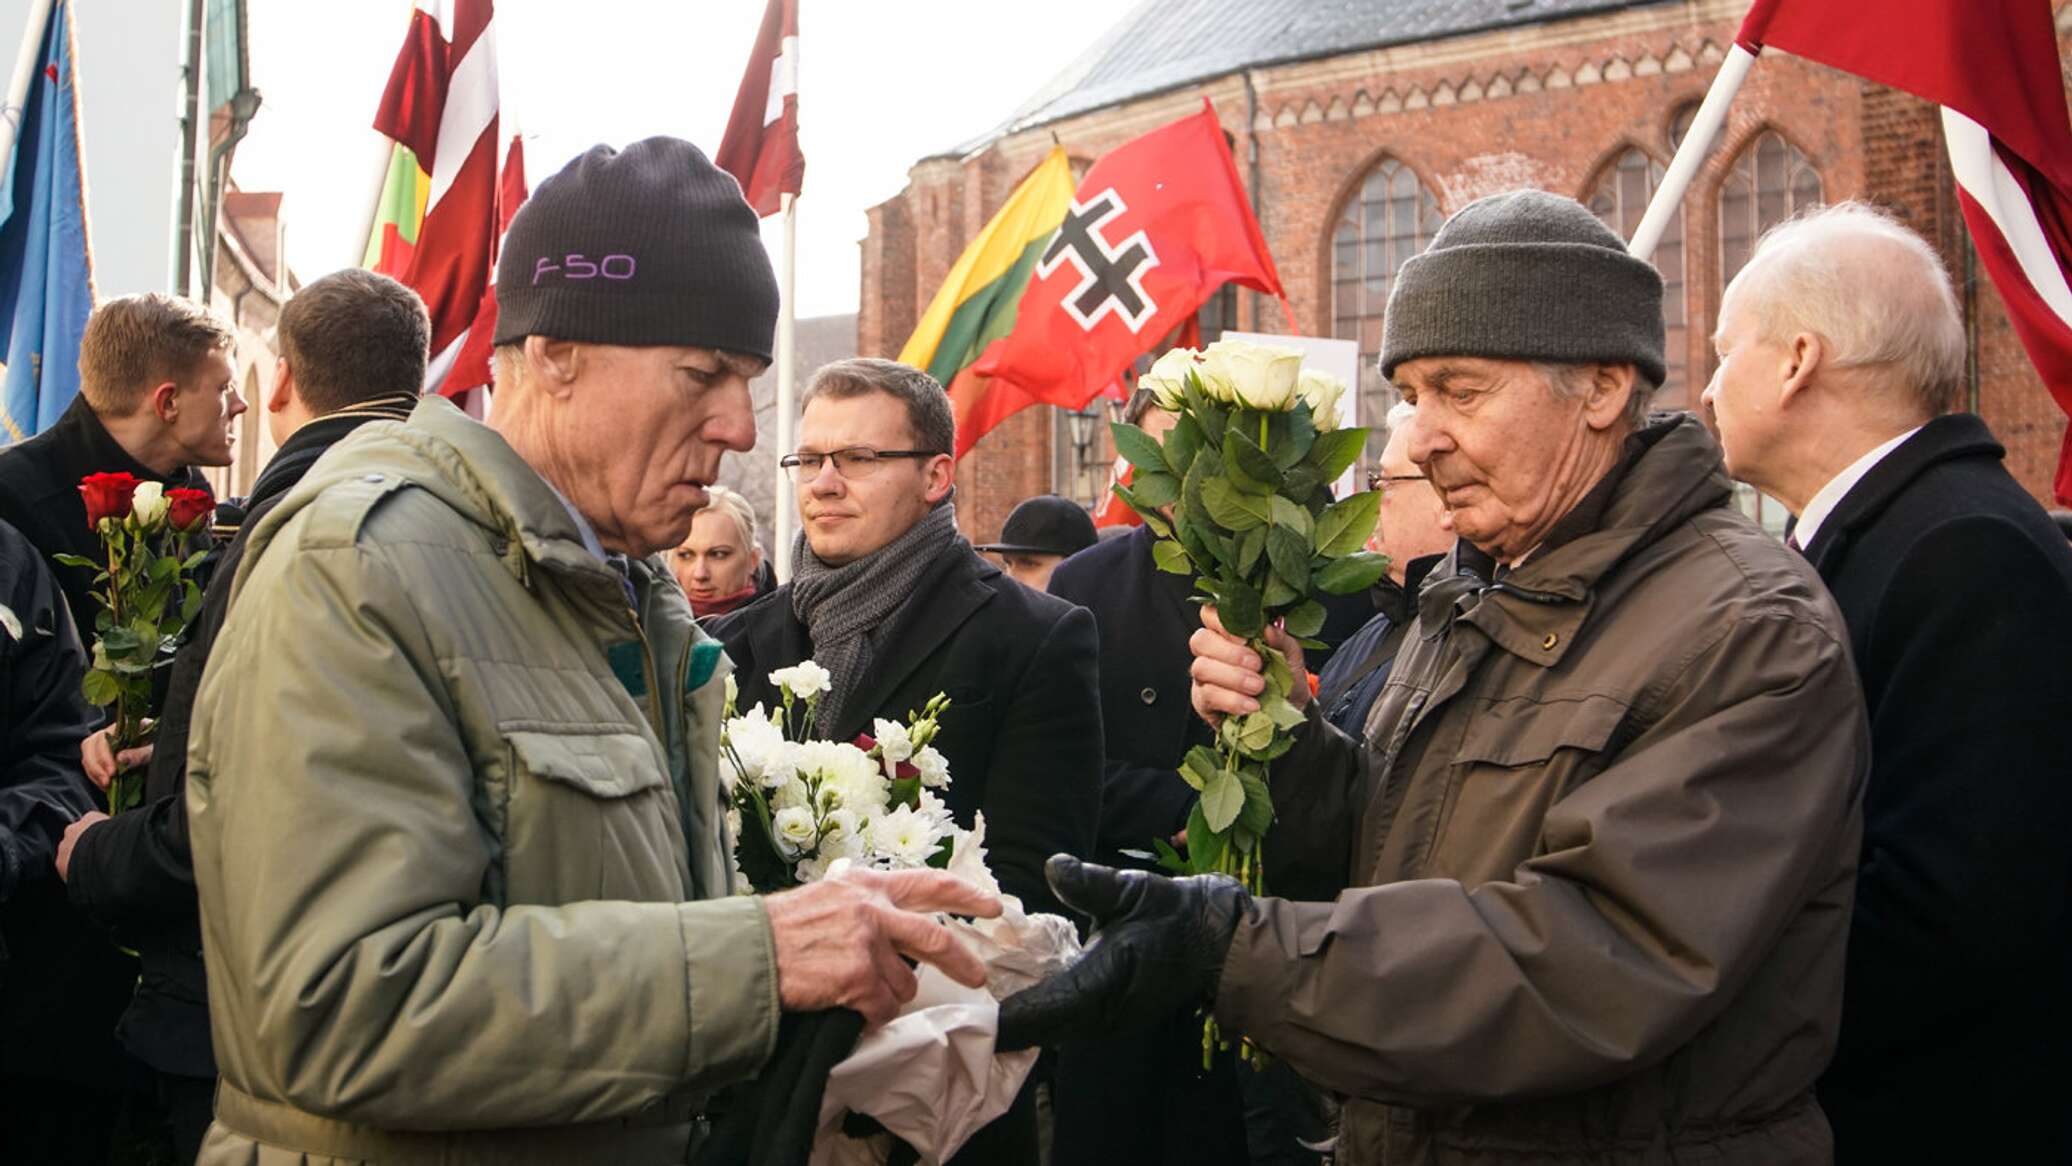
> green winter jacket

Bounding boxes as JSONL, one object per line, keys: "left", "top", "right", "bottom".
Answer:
{"left": 186, "top": 397, "right": 776, "bottom": 1165}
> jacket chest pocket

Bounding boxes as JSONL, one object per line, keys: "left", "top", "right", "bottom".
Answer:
{"left": 1422, "top": 695, "right": 1630, "bottom": 881}
{"left": 502, "top": 729, "right": 688, "bottom": 906}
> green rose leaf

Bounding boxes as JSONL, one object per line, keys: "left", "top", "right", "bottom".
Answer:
{"left": 1272, "top": 406, "right": 1316, "bottom": 470}
{"left": 1110, "top": 421, "right": 1170, "bottom": 475}
{"left": 1112, "top": 484, "right": 1173, "bottom": 537}
{"left": 1201, "top": 767, "right": 1245, "bottom": 833}
{"left": 1236, "top": 710, "right": 1277, "bottom": 752}
{"left": 81, "top": 668, "right": 120, "bottom": 706}
{"left": 1237, "top": 768, "right": 1275, "bottom": 835}
{"left": 52, "top": 552, "right": 98, "bottom": 569}
{"left": 1219, "top": 577, "right": 1264, "bottom": 638}
{"left": 1315, "top": 551, "right": 1392, "bottom": 594}
{"left": 1185, "top": 801, "right": 1227, "bottom": 874}
{"left": 1307, "top": 427, "right": 1367, "bottom": 484}
{"left": 1225, "top": 430, "right": 1283, "bottom": 494}
{"left": 1281, "top": 464, "right": 1323, "bottom": 502}
{"left": 1315, "top": 490, "right": 1383, "bottom": 558}
{"left": 1150, "top": 836, "right": 1189, "bottom": 875}
{"left": 1164, "top": 414, "right": 1204, "bottom": 477}
{"left": 1268, "top": 494, "right": 1314, "bottom": 539}
{"left": 1266, "top": 524, "right": 1310, "bottom": 592}
{"left": 1264, "top": 695, "right": 1306, "bottom": 731}
{"left": 1235, "top": 526, "right": 1265, "bottom": 574}
{"left": 1151, "top": 539, "right": 1193, "bottom": 576}
{"left": 1131, "top": 470, "right": 1181, "bottom": 508}
{"left": 1284, "top": 599, "right": 1327, "bottom": 638}
{"left": 1176, "top": 747, "right": 1211, "bottom": 791}
{"left": 1201, "top": 476, "right": 1266, "bottom": 532}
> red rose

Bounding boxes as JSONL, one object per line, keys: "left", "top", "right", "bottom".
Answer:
{"left": 166, "top": 487, "right": 214, "bottom": 533}
{"left": 79, "top": 472, "right": 140, "bottom": 529}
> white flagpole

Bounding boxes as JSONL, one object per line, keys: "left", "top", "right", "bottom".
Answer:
{"left": 773, "top": 190, "right": 798, "bottom": 582}
{"left": 1629, "top": 43, "right": 1758, "bottom": 261}
{"left": 0, "top": 0, "right": 57, "bottom": 176}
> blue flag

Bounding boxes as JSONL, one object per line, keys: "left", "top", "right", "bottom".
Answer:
{"left": 0, "top": 1, "right": 93, "bottom": 444}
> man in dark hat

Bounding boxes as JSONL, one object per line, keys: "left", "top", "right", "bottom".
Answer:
{"left": 975, "top": 494, "right": 1097, "bottom": 592}
{"left": 183, "top": 138, "right": 998, "bottom": 1165}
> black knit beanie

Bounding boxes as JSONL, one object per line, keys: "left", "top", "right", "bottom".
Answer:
{"left": 493, "top": 136, "right": 779, "bottom": 362}
{"left": 1380, "top": 189, "right": 1666, "bottom": 387}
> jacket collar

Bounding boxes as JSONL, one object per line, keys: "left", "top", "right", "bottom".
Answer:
{"left": 1803, "top": 413, "right": 2002, "bottom": 572}
{"left": 1428, "top": 413, "right": 1733, "bottom": 667}
{"left": 750, "top": 541, "right": 999, "bottom": 742}
{"left": 240, "top": 393, "right": 419, "bottom": 519}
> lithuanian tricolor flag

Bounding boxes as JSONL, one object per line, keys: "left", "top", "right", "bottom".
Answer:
{"left": 897, "top": 147, "right": 1075, "bottom": 457}
{"left": 362, "top": 142, "right": 429, "bottom": 275}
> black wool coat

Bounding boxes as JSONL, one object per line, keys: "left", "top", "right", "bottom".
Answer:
{"left": 710, "top": 541, "right": 1102, "bottom": 923}
{"left": 64, "top": 397, "right": 418, "bottom": 1080}
{"left": 1804, "top": 414, "right": 2072, "bottom": 1165}
{"left": 0, "top": 393, "right": 211, "bottom": 638}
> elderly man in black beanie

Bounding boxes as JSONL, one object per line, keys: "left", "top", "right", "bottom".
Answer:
{"left": 1000, "top": 190, "right": 1871, "bottom": 1166}
{"left": 183, "top": 138, "right": 999, "bottom": 1166}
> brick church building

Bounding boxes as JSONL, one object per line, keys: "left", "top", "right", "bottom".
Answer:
{"left": 856, "top": 0, "right": 2072, "bottom": 548}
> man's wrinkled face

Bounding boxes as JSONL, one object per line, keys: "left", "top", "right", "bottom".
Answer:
{"left": 795, "top": 390, "right": 951, "bottom": 566}
{"left": 1700, "top": 290, "right": 1790, "bottom": 485}
{"left": 563, "top": 344, "right": 761, "bottom": 556}
{"left": 169, "top": 348, "right": 244, "bottom": 467}
{"left": 1394, "top": 356, "right": 1606, "bottom": 561}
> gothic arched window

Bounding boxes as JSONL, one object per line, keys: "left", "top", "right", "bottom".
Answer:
{"left": 1719, "top": 131, "right": 1823, "bottom": 289}
{"left": 1588, "top": 148, "right": 1689, "bottom": 408}
{"left": 1330, "top": 157, "right": 1443, "bottom": 461}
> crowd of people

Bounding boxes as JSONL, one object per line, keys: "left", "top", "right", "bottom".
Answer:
{"left": 0, "top": 135, "right": 2068, "bottom": 1166}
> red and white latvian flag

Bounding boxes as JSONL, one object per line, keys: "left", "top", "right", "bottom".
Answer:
{"left": 365, "top": 0, "right": 511, "bottom": 398}
{"left": 1739, "top": 0, "right": 2072, "bottom": 504}
{"left": 716, "top": 0, "right": 803, "bottom": 218}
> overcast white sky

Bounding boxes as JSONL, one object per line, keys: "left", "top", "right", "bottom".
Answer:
{"left": 233, "top": 0, "right": 1121, "bottom": 321}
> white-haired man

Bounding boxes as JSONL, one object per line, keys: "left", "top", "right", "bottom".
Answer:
{"left": 1703, "top": 201, "right": 2072, "bottom": 1165}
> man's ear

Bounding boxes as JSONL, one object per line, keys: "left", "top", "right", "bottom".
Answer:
{"left": 922, "top": 452, "right": 956, "bottom": 503}
{"left": 1777, "top": 331, "right": 1826, "bottom": 410}
{"left": 527, "top": 335, "right": 582, "bottom": 399}
{"left": 1581, "top": 363, "right": 1638, "bottom": 431}
{"left": 267, "top": 358, "right": 294, "bottom": 415}
{"left": 148, "top": 380, "right": 181, "bottom": 423}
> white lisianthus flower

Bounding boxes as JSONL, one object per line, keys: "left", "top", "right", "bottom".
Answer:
{"left": 771, "top": 772, "right": 813, "bottom": 812}
{"left": 869, "top": 804, "right": 950, "bottom": 868}
{"left": 871, "top": 717, "right": 914, "bottom": 764}
{"left": 769, "top": 661, "right": 832, "bottom": 701}
{"left": 819, "top": 808, "right": 867, "bottom": 860}
{"left": 1140, "top": 346, "right": 1200, "bottom": 411}
{"left": 795, "top": 740, "right": 889, "bottom": 815}
{"left": 772, "top": 805, "right": 819, "bottom": 858}
{"left": 912, "top": 745, "right": 950, "bottom": 790}
{"left": 129, "top": 481, "right": 169, "bottom": 528}
{"left": 1298, "top": 368, "right": 1347, "bottom": 430}
{"left": 723, "top": 672, "right": 739, "bottom": 711}
{"left": 1203, "top": 338, "right": 1303, "bottom": 411}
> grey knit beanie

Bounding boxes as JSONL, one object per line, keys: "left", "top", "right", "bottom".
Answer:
{"left": 494, "top": 137, "right": 779, "bottom": 362}
{"left": 1380, "top": 189, "right": 1665, "bottom": 387}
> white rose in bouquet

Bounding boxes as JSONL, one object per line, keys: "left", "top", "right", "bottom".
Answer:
{"left": 1139, "top": 346, "right": 1200, "bottom": 411}
{"left": 871, "top": 717, "right": 914, "bottom": 764}
{"left": 1202, "top": 338, "right": 1302, "bottom": 411}
{"left": 769, "top": 661, "right": 833, "bottom": 701}
{"left": 1298, "top": 367, "right": 1347, "bottom": 430}
{"left": 771, "top": 805, "right": 819, "bottom": 858}
{"left": 129, "top": 481, "right": 170, "bottom": 528}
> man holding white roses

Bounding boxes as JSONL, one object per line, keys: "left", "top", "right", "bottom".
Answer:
{"left": 1003, "top": 190, "right": 1870, "bottom": 1166}
{"left": 184, "top": 139, "right": 999, "bottom": 1166}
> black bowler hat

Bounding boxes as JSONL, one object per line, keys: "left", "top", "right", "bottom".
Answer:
{"left": 975, "top": 495, "right": 1098, "bottom": 558}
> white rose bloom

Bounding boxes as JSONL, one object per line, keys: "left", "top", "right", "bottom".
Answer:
{"left": 1203, "top": 338, "right": 1303, "bottom": 411}
{"left": 129, "top": 481, "right": 169, "bottom": 528}
{"left": 912, "top": 745, "right": 950, "bottom": 790}
{"left": 1298, "top": 368, "right": 1348, "bottom": 430}
{"left": 1140, "top": 346, "right": 1199, "bottom": 411}
{"left": 871, "top": 717, "right": 914, "bottom": 764}
{"left": 769, "top": 661, "right": 833, "bottom": 701}
{"left": 869, "top": 804, "right": 950, "bottom": 868}
{"left": 772, "top": 805, "right": 819, "bottom": 858}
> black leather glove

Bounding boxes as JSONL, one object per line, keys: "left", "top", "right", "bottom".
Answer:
{"left": 996, "top": 853, "right": 1248, "bottom": 1051}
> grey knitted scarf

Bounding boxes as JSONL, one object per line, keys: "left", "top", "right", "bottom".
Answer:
{"left": 789, "top": 500, "right": 962, "bottom": 733}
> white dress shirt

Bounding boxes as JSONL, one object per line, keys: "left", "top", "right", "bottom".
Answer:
{"left": 1793, "top": 426, "right": 1923, "bottom": 551}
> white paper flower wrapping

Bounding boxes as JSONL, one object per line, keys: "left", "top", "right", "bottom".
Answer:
{"left": 808, "top": 894, "right": 1082, "bottom": 1166}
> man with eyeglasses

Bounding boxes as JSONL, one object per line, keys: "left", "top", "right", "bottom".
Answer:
{"left": 712, "top": 356, "right": 1101, "bottom": 1165}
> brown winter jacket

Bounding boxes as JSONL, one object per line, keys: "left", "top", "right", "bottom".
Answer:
{"left": 1216, "top": 415, "right": 1868, "bottom": 1165}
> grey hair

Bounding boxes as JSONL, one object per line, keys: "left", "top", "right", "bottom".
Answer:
{"left": 1534, "top": 361, "right": 1653, "bottom": 428}
{"left": 695, "top": 484, "right": 758, "bottom": 550}
{"left": 1727, "top": 200, "right": 1966, "bottom": 416}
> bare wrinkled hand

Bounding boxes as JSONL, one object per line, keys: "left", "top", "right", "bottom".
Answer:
{"left": 55, "top": 811, "right": 108, "bottom": 883}
{"left": 80, "top": 728, "right": 152, "bottom": 791}
{"left": 1188, "top": 605, "right": 1308, "bottom": 728}
{"left": 764, "top": 866, "right": 1002, "bottom": 1027}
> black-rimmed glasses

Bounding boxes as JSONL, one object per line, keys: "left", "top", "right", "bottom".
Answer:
{"left": 779, "top": 446, "right": 941, "bottom": 482}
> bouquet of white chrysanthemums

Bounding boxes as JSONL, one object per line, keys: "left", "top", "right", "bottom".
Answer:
{"left": 722, "top": 662, "right": 1084, "bottom": 1165}
{"left": 720, "top": 660, "right": 967, "bottom": 891}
